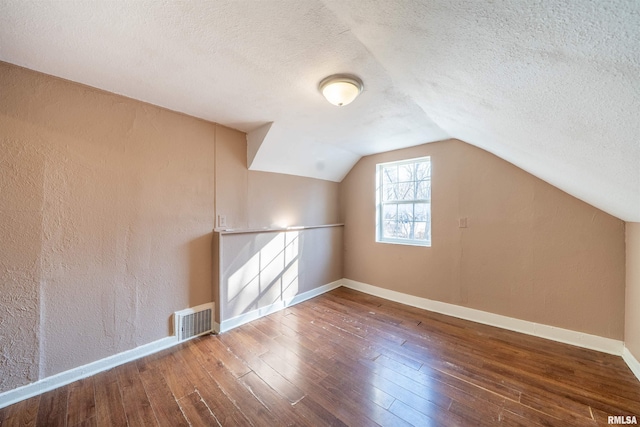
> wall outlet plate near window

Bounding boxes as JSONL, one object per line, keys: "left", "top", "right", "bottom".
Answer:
{"left": 217, "top": 215, "right": 227, "bottom": 228}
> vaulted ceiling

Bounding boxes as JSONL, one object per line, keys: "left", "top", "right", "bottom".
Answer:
{"left": 1, "top": 0, "right": 638, "bottom": 221}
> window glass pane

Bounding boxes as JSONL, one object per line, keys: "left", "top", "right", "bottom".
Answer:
{"left": 416, "top": 161, "right": 429, "bottom": 179}
{"left": 398, "top": 181, "right": 414, "bottom": 200}
{"left": 416, "top": 180, "right": 430, "bottom": 200}
{"left": 414, "top": 203, "right": 428, "bottom": 221}
{"left": 383, "top": 185, "right": 398, "bottom": 202}
{"left": 382, "top": 165, "right": 397, "bottom": 185}
{"left": 414, "top": 221, "right": 427, "bottom": 240}
{"left": 383, "top": 204, "right": 397, "bottom": 222}
{"left": 382, "top": 204, "right": 399, "bottom": 239}
{"left": 398, "top": 203, "right": 413, "bottom": 221}
{"left": 383, "top": 220, "right": 397, "bottom": 239}
{"left": 398, "top": 163, "right": 413, "bottom": 182}
{"left": 397, "top": 204, "right": 414, "bottom": 239}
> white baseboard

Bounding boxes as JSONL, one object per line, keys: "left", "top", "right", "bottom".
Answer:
{"left": 0, "top": 336, "right": 178, "bottom": 410}
{"left": 1, "top": 278, "right": 635, "bottom": 410}
{"left": 0, "top": 280, "right": 342, "bottom": 410}
{"left": 341, "top": 279, "right": 624, "bottom": 356}
{"left": 217, "top": 280, "right": 342, "bottom": 333}
{"left": 623, "top": 347, "right": 640, "bottom": 382}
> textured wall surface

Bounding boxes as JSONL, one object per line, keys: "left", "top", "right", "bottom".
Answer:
{"left": 246, "top": 171, "right": 340, "bottom": 229}
{"left": 0, "top": 138, "right": 43, "bottom": 393}
{"left": 0, "top": 62, "right": 344, "bottom": 395}
{"left": 626, "top": 223, "right": 640, "bottom": 358}
{"left": 214, "top": 126, "right": 340, "bottom": 230}
{"left": 0, "top": 62, "right": 218, "bottom": 391}
{"left": 340, "top": 139, "right": 626, "bottom": 339}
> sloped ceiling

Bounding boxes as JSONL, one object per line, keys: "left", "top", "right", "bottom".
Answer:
{"left": 1, "top": 0, "right": 638, "bottom": 221}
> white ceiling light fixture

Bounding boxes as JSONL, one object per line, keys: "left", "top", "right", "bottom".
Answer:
{"left": 319, "top": 74, "right": 364, "bottom": 106}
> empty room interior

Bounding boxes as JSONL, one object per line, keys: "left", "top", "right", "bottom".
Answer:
{"left": 1, "top": 1, "right": 639, "bottom": 426}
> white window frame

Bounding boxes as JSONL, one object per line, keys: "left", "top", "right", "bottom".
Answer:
{"left": 376, "top": 156, "right": 431, "bottom": 247}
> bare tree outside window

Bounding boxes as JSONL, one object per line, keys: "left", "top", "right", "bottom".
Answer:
{"left": 376, "top": 157, "right": 431, "bottom": 246}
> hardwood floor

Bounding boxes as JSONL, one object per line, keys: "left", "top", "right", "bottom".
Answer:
{"left": 1, "top": 287, "right": 639, "bottom": 426}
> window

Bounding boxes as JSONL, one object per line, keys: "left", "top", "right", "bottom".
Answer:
{"left": 376, "top": 156, "right": 431, "bottom": 246}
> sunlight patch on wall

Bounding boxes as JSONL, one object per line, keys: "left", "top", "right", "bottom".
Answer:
{"left": 227, "top": 231, "right": 300, "bottom": 317}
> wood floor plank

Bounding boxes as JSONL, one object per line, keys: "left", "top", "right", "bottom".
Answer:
{"left": 182, "top": 341, "right": 254, "bottom": 426}
{"left": 2, "top": 288, "right": 640, "bottom": 426}
{"left": 137, "top": 365, "right": 189, "bottom": 427}
{"left": 1, "top": 395, "right": 40, "bottom": 427}
{"left": 94, "top": 369, "right": 127, "bottom": 427}
{"left": 114, "top": 363, "right": 158, "bottom": 427}
{"left": 373, "top": 349, "right": 521, "bottom": 404}
{"left": 250, "top": 316, "right": 283, "bottom": 339}
{"left": 500, "top": 399, "right": 589, "bottom": 427}
{"left": 292, "top": 395, "right": 349, "bottom": 427}
{"left": 447, "top": 393, "right": 504, "bottom": 426}
{"left": 178, "top": 391, "right": 221, "bottom": 427}
{"left": 497, "top": 409, "right": 542, "bottom": 427}
{"left": 150, "top": 349, "right": 197, "bottom": 401}
{"left": 219, "top": 330, "right": 307, "bottom": 404}
{"left": 269, "top": 327, "right": 400, "bottom": 415}
{"left": 317, "top": 375, "right": 412, "bottom": 427}
{"left": 389, "top": 399, "right": 439, "bottom": 427}
{"left": 188, "top": 334, "right": 282, "bottom": 427}
{"left": 72, "top": 417, "right": 97, "bottom": 427}
{"left": 238, "top": 370, "right": 310, "bottom": 426}
{"left": 284, "top": 373, "right": 384, "bottom": 427}
{"left": 344, "top": 357, "right": 454, "bottom": 412}
{"left": 518, "top": 386, "right": 594, "bottom": 421}
{"left": 285, "top": 306, "right": 381, "bottom": 360}
{"left": 35, "top": 385, "right": 68, "bottom": 427}
{"left": 223, "top": 326, "right": 384, "bottom": 426}
{"left": 198, "top": 335, "right": 252, "bottom": 379}
{"left": 257, "top": 329, "right": 328, "bottom": 381}
{"left": 66, "top": 378, "right": 96, "bottom": 427}
{"left": 201, "top": 356, "right": 281, "bottom": 427}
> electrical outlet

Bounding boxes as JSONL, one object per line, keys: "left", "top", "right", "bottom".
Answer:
{"left": 217, "top": 215, "right": 227, "bottom": 228}
{"left": 458, "top": 217, "right": 468, "bottom": 228}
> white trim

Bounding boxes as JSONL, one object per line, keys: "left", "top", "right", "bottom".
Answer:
{"left": 217, "top": 280, "right": 342, "bottom": 333}
{"left": 2, "top": 279, "right": 635, "bottom": 410}
{"left": 214, "top": 223, "right": 344, "bottom": 235}
{"left": 623, "top": 347, "right": 640, "bottom": 382}
{"left": 0, "top": 336, "right": 178, "bottom": 410}
{"left": 341, "top": 279, "right": 624, "bottom": 356}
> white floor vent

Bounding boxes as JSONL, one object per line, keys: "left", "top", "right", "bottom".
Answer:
{"left": 174, "top": 303, "right": 214, "bottom": 342}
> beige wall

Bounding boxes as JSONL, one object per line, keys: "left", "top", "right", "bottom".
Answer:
{"left": 0, "top": 61, "right": 217, "bottom": 392}
{"left": 212, "top": 124, "right": 342, "bottom": 325}
{"left": 626, "top": 223, "right": 640, "bottom": 359}
{"left": 340, "top": 139, "right": 626, "bottom": 339}
{"left": 0, "top": 62, "right": 340, "bottom": 394}
{"left": 214, "top": 128, "right": 340, "bottom": 229}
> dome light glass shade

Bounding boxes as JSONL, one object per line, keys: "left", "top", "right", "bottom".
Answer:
{"left": 319, "top": 74, "right": 363, "bottom": 106}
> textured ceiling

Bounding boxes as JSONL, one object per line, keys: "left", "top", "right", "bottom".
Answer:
{"left": 1, "top": 0, "right": 638, "bottom": 221}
